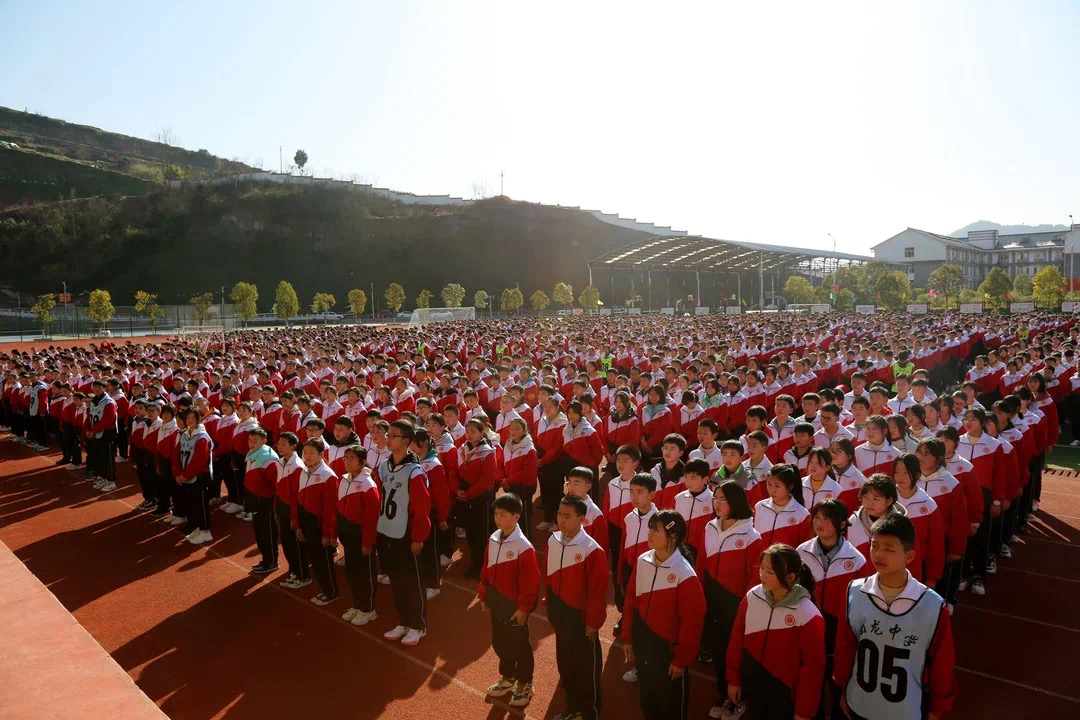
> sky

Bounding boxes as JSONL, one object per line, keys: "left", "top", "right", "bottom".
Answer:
{"left": 2, "top": 0, "right": 1078, "bottom": 254}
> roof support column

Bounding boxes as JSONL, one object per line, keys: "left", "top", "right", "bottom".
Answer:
{"left": 588, "top": 264, "right": 593, "bottom": 287}
{"left": 696, "top": 271, "right": 701, "bottom": 307}
{"left": 737, "top": 272, "right": 742, "bottom": 307}
{"left": 759, "top": 252, "right": 765, "bottom": 308}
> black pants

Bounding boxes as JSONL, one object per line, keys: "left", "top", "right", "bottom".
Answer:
{"left": 134, "top": 448, "right": 156, "bottom": 503}
{"left": 227, "top": 451, "right": 245, "bottom": 504}
{"left": 32, "top": 414, "right": 48, "bottom": 446}
{"left": 116, "top": 421, "right": 128, "bottom": 459}
{"left": 156, "top": 455, "right": 175, "bottom": 514}
{"left": 1031, "top": 451, "right": 1044, "bottom": 503}
{"left": 491, "top": 606, "right": 534, "bottom": 683}
{"left": 183, "top": 473, "right": 211, "bottom": 531}
{"left": 246, "top": 491, "right": 278, "bottom": 565}
{"left": 211, "top": 456, "right": 231, "bottom": 501}
{"left": 299, "top": 507, "right": 338, "bottom": 599}
{"left": 936, "top": 559, "right": 963, "bottom": 607}
{"left": 460, "top": 493, "right": 493, "bottom": 574}
{"left": 964, "top": 487, "right": 993, "bottom": 578}
{"left": 505, "top": 483, "right": 534, "bottom": 540}
{"left": 608, "top": 523, "right": 625, "bottom": 610}
{"left": 62, "top": 423, "right": 81, "bottom": 465}
{"left": 633, "top": 615, "right": 689, "bottom": 720}
{"left": 419, "top": 510, "right": 443, "bottom": 591}
{"left": 276, "top": 499, "right": 308, "bottom": 579}
{"left": 338, "top": 514, "right": 377, "bottom": 612}
{"left": 377, "top": 534, "right": 426, "bottom": 630}
{"left": 551, "top": 601, "right": 603, "bottom": 720}
{"left": 89, "top": 433, "right": 116, "bottom": 482}
{"left": 539, "top": 463, "right": 565, "bottom": 522}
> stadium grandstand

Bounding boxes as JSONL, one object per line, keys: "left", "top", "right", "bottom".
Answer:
{"left": 587, "top": 234, "right": 888, "bottom": 309}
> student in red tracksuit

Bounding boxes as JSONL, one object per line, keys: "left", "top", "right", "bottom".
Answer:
{"left": 915, "top": 437, "right": 967, "bottom": 610}
{"left": 834, "top": 514, "right": 957, "bottom": 720}
{"left": 957, "top": 407, "right": 1006, "bottom": 595}
{"left": 275, "top": 432, "right": 311, "bottom": 589}
{"left": 892, "top": 453, "right": 945, "bottom": 588}
{"left": 411, "top": 428, "right": 449, "bottom": 597}
{"left": 606, "top": 391, "right": 642, "bottom": 466}
{"left": 534, "top": 397, "right": 567, "bottom": 529}
{"left": 673, "top": 458, "right": 713, "bottom": 561}
{"left": 640, "top": 384, "right": 674, "bottom": 468}
{"left": 337, "top": 445, "right": 381, "bottom": 626}
{"left": 797, "top": 499, "right": 870, "bottom": 720}
{"left": 698, "top": 481, "right": 762, "bottom": 717}
{"left": 853, "top": 416, "right": 900, "bottom": 478}
{"left": 244, "top": 427, "right": 281, "bottom": 573}
{"left": 754, "top": 463, "right": 812, "bottom": 548}
{"left": 622, "top": 510, "right": 706, "bottom": 720}
{"left": 292, "top": 439, "right": 340, "bottom": 606}
{"left": 477, "top": 493, "right": 541, "bottom": 709}
{"left": 457, "top": 418, "right": 499, "bottom": 579}
{"left": 563, "top": 400, "right": 604, "bottom": 502}
{"left": 173, "top": 408, "right": 214, "bottom": 545}
{"left": 502, "top": 418, "right": 538, "bottom": 538}
{"left": 545, "top": 494, "right": 608, "bottom": 720}
{"left": 154, "top": 405, "right": 180, "bottom": 519}
{"left": 726, "top": 543, "right": 825, "bottom": 720}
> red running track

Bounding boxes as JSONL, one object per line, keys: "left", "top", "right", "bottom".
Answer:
{"left": 1, "top": 436, "right": 1078, "bottom": 719}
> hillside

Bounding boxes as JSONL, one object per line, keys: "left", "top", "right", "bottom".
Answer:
{"left": 0, "top": 106, "right": 255, "bottom": 209}
{"left": 0, "top": 182, "right": 652, "bottom": 308}
{"left": 951, "top": 220, "right": 1069, "bottom": 237}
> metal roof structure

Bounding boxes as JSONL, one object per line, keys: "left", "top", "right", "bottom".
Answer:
{"left": 589, "top": 235, "right": 878, "bottom": 274}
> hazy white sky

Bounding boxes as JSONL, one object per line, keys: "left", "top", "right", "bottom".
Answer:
{"left": 3, "top": 0, "right": 1078, "bottom": 254}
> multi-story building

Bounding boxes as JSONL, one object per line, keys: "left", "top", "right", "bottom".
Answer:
{"left": 872, "top": 225, "right": 1080, "bottom": 288}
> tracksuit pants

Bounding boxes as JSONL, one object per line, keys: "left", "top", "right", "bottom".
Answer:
{"left": 276, "top": 498, "right": 309, "bottom": 580}
{"left": 246, "top": 492, "right": 278, "bottom": 565}
{"left": 488, "top": 589, "right": 534, "bottom": 684}
{"left": 376, "top": 534, "right": 426, "bottom": 631}
{"left": 134, "top": 448, "right": 156, "bottom": 503}
{"left": 419, "top": 509, "right": 443, "bottom": 591}
{"left": 337, "top": 515, "right": 376, "bottom": 612}
{"left": 633, "top": 615, "right": 689, "bottom": 720}
{"left": 211, "top": 456, "right": 231, "bottom": 501}
{"left": 608, "top": 522, "right": 626, "bottom": 610}
{"left": 965, "top": 487, "right": 993, "bottom": 578}
{"left": 539, "top": 462, "right": 565, "bottom": 522}
{"left": 549, "top": 596, "right": 602, "bottom": 720}
{"left": 459, "top": 492, "right": 492, "bottom": 575}
{"left": 181, "top": 473, "right": 211, "bottom": 532}
{"left": 62, "top": 423, "right": 81, "bottom": 465}
{"left": 227, "top": 452, "right": 245, "bottom": 505}
{"left": 299, "top": 507, "right": 338, "bottom": 599}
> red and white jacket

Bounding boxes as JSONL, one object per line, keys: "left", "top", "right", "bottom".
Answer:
{"left": 899, "top": 487, "right": 946, "bottom": 586}
{"left": 603, "top": 475, "right": 635, "bottom": 534}
{"left": 957, "top": 432, "right": 1006, "bottom": 504}
{"left": 726, "top": 584, "right": 826, "bottom": 719}
{"left": 243, "top": 446, "right": 280, "bottom": 498}
{"left": 620, "top": 504, "right": 658, "bottom": 584}
{"left": 833, "top": 464, "right": 867, "bottom": 514}
{"left": 535, "top": 413, "right": 566, "bottom": 469}
{"left": 621, "top": 549, "right": 706, "bottom": 670}
{"left": 640, "top": 405, "right": 673, "bottom": 450}
{"left": 918, "top": 466, "right": 968, "bottom": 557}
{"left": 673, "top": 486, "right": 713, "bottom": 559}
{"left": 581, "top": 495, "right": 609, "bottom": 559}
{"left": 847, "top": 506, "right": 905, "bottom": 566}
{"left": 292, "top": 460, "right": 338, "bottom": 534}
{"left": 457, "top": 441, "right": 498, "bottom": 500}
{"left": 753, "top": 497, "right": 812, "bottom": 548}
{"left": 419, "top": 452, "right": 450, "bottom": 524}
{"left": 275, "top": 452, "right": 303, "bottom": 506}
{"left": 477, "top": 526, "right": 540, "bottom": 617}
{"left": 494, "top": 409, "right": 523, "bottom": 446}
{"left": 944, "top": 454, "right": 980, "bottom": 524}
{"left": 801, "top": 475, "right": 844, "bottom": 509}
{"left": 544, "top": 529, "right": 608, "bottom": 630}
{"left": 562, "top": 419, "right": 604, "bottom": 469}
{"left": 335, "top": 468, "right": 380, "bottom": 548}
{"left": 697, "top": 517, "right": 763, "bottom": 612}
{"left": 853, "top": 441, "right": 900, "bottom": 478}
{"left": 796, "top": 537, "right": 869, "bottom": 625}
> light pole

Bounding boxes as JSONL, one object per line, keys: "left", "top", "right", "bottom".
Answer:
{"left": 61, "top": 281, "right": 68, "bottom": 336}
{"left": 370, "top": 282, "right": 376, "bottom": 320}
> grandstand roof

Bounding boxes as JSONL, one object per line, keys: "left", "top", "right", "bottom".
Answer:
{"left": 589, "top": 235, "right": 878, "bottom": 273}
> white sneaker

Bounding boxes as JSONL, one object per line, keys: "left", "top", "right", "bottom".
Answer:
{"left": 188, "top": 530, "right": 213, "bottom": 545}
{"left": 1070, "top": 439, "right": 1080, "bottom": 447}
{"left": 439, "top": 554, "right": 453, "bottom": 568}
{"left": 239, "top": 512, "right": 253, "bottom": 522}
{"left": 947, "top": 602, "right": 955, "bottom": 615}
{"left": 1009, "top": 534, "right": 1020, "bottom": 544}
{"left": 986, "top": 558, "right": 997, "bottom": 575}
{"left": 64, "top": 463, "right": 79, "bottom": 470}
{"left": 342, "top": 608, "right": 360, "bottom": 622}
{"left": 185, "top": 529, "right": 200, "bottom": 540}
{"left": 401, "top": 628, "right": 425, "bottom": 646}
{"left": 1033, "top": 501, "right": 1040, "bottom": 511}
{"left": 425, "top": 588, "right": 440, "bottom": 600}
{"left": 116, "top": 457, "right": 128, "bottom": 463}
{"left": 486, "top": 677, "right": 516, "bottom": 697}
{"left": 957, "top": 578, "right": 969, "bottom": 592}
{"left": 970, "top": 578, "right": 986, "bottom": 595}
{"left": 455, "top": 527, "right": 467, "bottom": 538}
{"left": 383, "top": 625, "right": 408, "bottom": 641}
{"left": 222, "top": 502, "right": 242, "bottom": 514}
{"left": 99, "top": 481, "right": 116, "bottom": 492}
{"left": 377, "top": 573, "right": 390, "bottom": 585}
{"left": 622, "top": 667, "right": 638, "bottom": 683}
{"left": 166, "top": 515, "right": 188, "bottom": 526}
{"left": 350, "top": 609, "right": 378, "bottom": 626}
{"left": 92, "top": 479, "right": 107, "bottom": 489}
{"left": 292, "top": 577, "right": 313, "bottom": 589}
{"left": 335, "top": 555, "right": 346, "bottom": 566}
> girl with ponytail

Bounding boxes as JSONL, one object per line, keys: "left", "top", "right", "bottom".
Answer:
{"left": 621, "top": 509, "right": 706, "bottom": 720}
{"left": 726, "top": 543, "right": 825, "bottom": 720}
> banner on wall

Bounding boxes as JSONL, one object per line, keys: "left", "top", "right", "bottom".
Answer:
{"left": 725, "top": 306, "right": 742, "bottom": 315}
{"left": 1010, "top": 302, "right": 1035, "bottom": 313}
{"left": 906, "top": 304, "right": 928, "bottom": 315}
{"left": 661, "top": 307, "right": 675, "bottom": 315}
{"left": 628, "top": 308, "right": 641, "bottom": 315}
{"left": 599, "top": 308, "right": 612, "bottom": 316}
{"left": 695, "top": 306, "right": 710, "bottom": 315}
{"left": 855, "top": 305, "right": 876, "bottom": 315}
{"left": 959, "top": 303, "right": 982, "bottom": 313}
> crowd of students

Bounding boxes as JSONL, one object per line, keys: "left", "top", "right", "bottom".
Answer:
{"left": 1, "top": 309, "right": 1075, "bottom": 720}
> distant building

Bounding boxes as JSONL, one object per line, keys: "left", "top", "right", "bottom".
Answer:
{"left": 873, "top": 226, "right": 1080, "bottom": 288}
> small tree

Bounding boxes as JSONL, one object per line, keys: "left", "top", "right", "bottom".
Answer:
{"left": 190, "top": 292, "right": 214, "bottom": 326}
{"left": 552, "top": 282, "right": 574, "bottom": 307}
{"left": 441, "top": 283, "right": 466, "bottom": 308}
{"left": 416, "top": 289, "right": 433, "bottom": 309}
{"left": 977, "top": 267, "right": 1011, "bottom": 312}
{"left": 1032, "top": 266, "right": 1066, "bottom": 309}
{"left": 85, "top": 289, "right": 115, "bottom": 332}
{"left": 501, "top": 287, "right": 523, "bottom": 313}
{"left": 311, "top": 292, "right": 337, "bottom": 314}
{"left": 835, "top": 288, "right": 854, "bottom": 311}
{"left": 531, "top": 289, "right": 550, "bottom": 311}
{"left": 230, "top": 282, "right": 259, "bottom": 325}
{"left": 294, "top": 149, "right": 308, "bottom": 175}
{"left": 384, "top": 283, "right": 405, "bottom": 313}
{"left": 1012, "top": 273, "right": 1033, "bottom": 299}
{"left": 134, "top": 290, "right": 165, "bottom": 332}
{"left": 473, "top": 290, "right": 489, "bottom": 310}
{"left": 875, "top": 271, "right": 912, "bottom": 311}
{"left": 31, "top": 293, "right": 56, "bottom": 333}
{"left": 347, "top": 289, "right": 367, "bottom": 319}
{"left": 163, "top": 164, "right": 184, "bottom": 183}
{"left": 927, "top": 264, "right": 965, "bottom": 310}
{"left": 578, "top": 284, "right": 601, "bottom": 311}
{"left": 274, "top": 281, "right": 300, "bottom": 325}
{"left": 782, "top": 276, "right": 816, "bottom": 304}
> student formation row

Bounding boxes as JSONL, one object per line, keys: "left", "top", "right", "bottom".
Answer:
{"left": 0, "top": 313, "right": 1073, "bottom": 720}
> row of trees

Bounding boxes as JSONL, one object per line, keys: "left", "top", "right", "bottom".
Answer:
{"left": 782, "top": 260, "right": 1072, "bottom": 312}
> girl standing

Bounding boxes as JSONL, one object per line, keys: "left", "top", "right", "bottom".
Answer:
{"left": 292, "top": 439, "right": 339, "bottom": 606}
{"left": 754, "top": 464, "right": 811, "bottom": 547}
{"left": 893, "top": 453, "right": 945, "bottom": 588}
{"left": 337, "top": 445, "right": 380, "bottom": 625}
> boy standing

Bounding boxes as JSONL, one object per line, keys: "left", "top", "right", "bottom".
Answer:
{"left": 478, "top": 493, "right": 540, "bottom": 709}
{"left": 834, "top": 514, "right": 956, "bottom": 720}
{"left": 546, "top": 494, "right": 607, "bottom": 720}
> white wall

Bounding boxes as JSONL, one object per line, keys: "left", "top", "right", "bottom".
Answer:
{"left": 873, "top": 228, "right": 947, "bottom": 263}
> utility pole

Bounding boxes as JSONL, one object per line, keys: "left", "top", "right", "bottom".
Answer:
{"left": 61, "top": 281, "right": 68, "bottom": 336}
{"left": 371, "top": 282, "right": 376, "bottom": 320}
{"left": 279, "top": 146, "right": 283, "bottom": 174}
{"left": 500, "top": 171, "right": 504, "bottom": 197}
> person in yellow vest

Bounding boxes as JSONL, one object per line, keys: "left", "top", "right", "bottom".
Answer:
{"left": 892, "top": 350, "right": 915, "bottom": 392}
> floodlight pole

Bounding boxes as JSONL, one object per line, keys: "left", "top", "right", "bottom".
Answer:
{"left": 759, "top": 252, "right": 765, "bottom": 309}
{"left": 696, "top": 271, "right": 700, "bottom": 307}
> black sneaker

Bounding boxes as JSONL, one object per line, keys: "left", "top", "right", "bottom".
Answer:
{"left": 252, "top": 562, "right": 279, "bottom": 574}
{"left": 150, "top": 508, "right": 169, "bottom": 517}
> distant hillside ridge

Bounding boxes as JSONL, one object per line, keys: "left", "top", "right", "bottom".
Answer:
{"left": 951, "top": 220, "right": 1070, "bottom": 237}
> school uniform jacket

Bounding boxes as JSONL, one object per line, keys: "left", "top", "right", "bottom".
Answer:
{"left": 293, "top": 461, "right": 339, "bottom": 533}
{"left": 494, "top": 409, "right": 523, "bottom": 446}
{"left": 478, "top": 526, "right": 540, "bottom": 618}
{"left": 457, "top": 441, "right": 498, "bottom": 500}
{"left": 944, "top": 455, "right": 980, "bottom": 524}
{"left": 651, "top": 462, "right": 685, "bottom": 510}
{"left": 433, "top": 432, "right": 460, "bottom": 492}
{"left": 581, "top": 495, "right": 609, "bottom": 558}
{"left": 154, "top": 420, "right": 179, "bottom": 466}
{"left": 833, "top": 464, "right": 867, "bottom": 513}
{"left": 621, "top": 549, "right": 706, "bottom": 670}
{"left": 275, "top": 452, "right": 303, "bottom": 506}
{"left": 901, "top": 487, "right": 945, "bottom": 586}
{"left": 231, "top": 417, "right": 259, "bottom": 456}
{"left": 335, "top": 468, "right": 380, "bottom": 547}
{"left": 640, "top": 405, "right": 673, "bottom": 449}
{"left": 801, "top": 475, "right": 844, "bottom": 508}
{"left": 918, "top": 466, "right": 968, "bottom": 557}
{"left": 174, "top": 427, "right": 213, "bottom": 482}
{"left": 534, "top": 414, "right": 566, "bottom": 468}
{"left": 620, "top": 504, "right": 658, "bottom": 584}
{"left": 697, "top": 518, "right": 763, "bottom": 618}
{"left": 753, "top": 497, "right": 812, "bottom": 548}
{"left": 501, "top": 435, "right": 538, "bottom": 492}
{"left": 853, "top": 442, "right": 900, "bottom": 478}
{"left": 562, "top": 420, "right": 604, "bottom": 469}
{"left": 726, "top": 584, "right": 826, "bottom": 719}
{"left": 673, "top": 486, "right": 713, "bottom": 558}
{"left": 545, "top": 530, "right": 608, "bottom": 630}
{"left": 783, "top": 446, "right": 813, "bottom": 476}
{"left": 603, "top": 476, "right": 635, "bottom": 533}
{"left": 847, "top": 505, "right": 906, "bottom": 566}
{"left": 419, "top": 453, "right": 450, "bottom": 523}
{"left": 244, "top": 447, "right": 281, "bottom": 498}
{"left": 678, "top": 404, "right": 705, "bottom": 447}
{"left": 797, "top": 537, "right": 868, "bottom": 626}
{"left": 957, "top": 432, "right": 1006, "bottom": 504}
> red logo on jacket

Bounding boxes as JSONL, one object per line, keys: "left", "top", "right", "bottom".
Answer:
{"left": 844, "top": 560, "right": 854, "bottom": 570}
{"left": 920, "top": 506, "right": 928, "bottom": 515}
{"left": 574, "top": 553, "right": 582, "bottom": 562}
{"left": 784, "top": 614, "right": 796, "bottom": 626}
{"left": 667, "top": 573, "right": 676, "bottom": 583}
{"left": 506, "top": 551, "right": 514, "bottom": 559}
{"left": 735, "top": 539, "right": 744, "bottom": 548}
{"left": 788, "top": 517, "right": 796, "bottom": 525}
